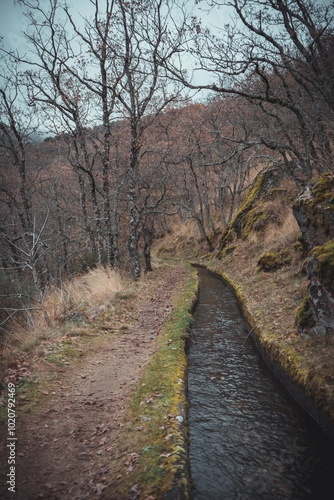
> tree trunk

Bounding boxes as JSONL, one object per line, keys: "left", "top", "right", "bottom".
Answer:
{"left": 128, "top": 184, "right": 141, "bottom": 280}
{"left": 77, "top": 170, "right": 97, "bottom": 255}
{"left": 143, "top": 222, "right": 154, "bottom": 273}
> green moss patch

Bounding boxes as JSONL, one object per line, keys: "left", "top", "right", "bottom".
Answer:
{"left": 45, "top": 343, "right": 81, "bottom": 366}
{"left": 295, "top": 295, "right": 315, "bottom": 329}
{"left": 242, "top": 205, "right": 271, "bottom": 237}
{"left": 311, "top": 239, "right": 334, "bottom": 288}
{"left": 218, "top": 168, "right": 290, "bottom": 255}
{"left": 219, "top": 172, "right": 265, "bottom": 251}
{"left": 308, "top": 174, "right": 334, "bottom": 207}
{"left": 257, "top": 249, "right": 292, "bottom": 272}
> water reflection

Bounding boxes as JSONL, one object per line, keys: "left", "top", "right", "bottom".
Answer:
{"left": 187, "top": 268, "right": 334, "bottom": 499}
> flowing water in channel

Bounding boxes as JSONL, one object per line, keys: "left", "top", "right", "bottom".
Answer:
{"left": 187, "top": 268, "right": 334, "bottom": 499}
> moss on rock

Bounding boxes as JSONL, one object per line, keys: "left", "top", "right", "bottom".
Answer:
{"left": 295, "top": 295, "right": 315, "bottom": 330}
{"left": 241, "top": 205, "right": 271, "bottom": 238}
{"left": 218, "top": 171, "right": 265, "bottom": 252}
{"left": 218, "top": 168, "right": 290, "bottom": 256}
{"left": 308, "top": 174, "right": 334, "bottom": 208}
{"left": 293, "top": 174, "right": 334, "bottom": 250}
{"left": 257, "top": 249, "right": 292, "bottom": 272}
{"left": 311, "top": 239, "right": 334, "bottom": 289}
{"left": 296, "top": 232, "right": 309, "bottom": 256}
{"left": 298, "top": 238, "right": 334, "bottom": 335}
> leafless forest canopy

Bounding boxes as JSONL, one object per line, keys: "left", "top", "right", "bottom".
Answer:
{"left": 1, "top": 0, "right": 333, "bottom": 332}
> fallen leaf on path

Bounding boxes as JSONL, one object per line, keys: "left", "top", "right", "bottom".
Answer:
{"left": 125, "top": 452, "right": 140, "bottom": 471}
{"left": 91, "top": 483, "right": 106, "bottom": 494}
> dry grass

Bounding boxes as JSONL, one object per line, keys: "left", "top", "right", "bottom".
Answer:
{"left": 42, "top": 266, "right": 124, "bottom": 323}
{"left": 172, "top": 219, "right": 199, "bottom": 238}
{"left": 1, "top": 267, "right": 125, "bottom": 367}
{"left": 154, "top": 219, "right": 201, "bottom": 258}
{"left": 264, "top": 209, "right": 300, "bottom": 248}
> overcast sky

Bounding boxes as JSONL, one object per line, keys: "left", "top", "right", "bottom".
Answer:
{"left": 0, "top": 0, "right": 94, "bottom": 52}
{"left": 0, "top": 0, "right": 25, "bottom": 52}
{"left": 1, "top": 0, "right": 333, "bottom": 53}
{"left": 0, "top": 0, "right": 230, "bottom": 53}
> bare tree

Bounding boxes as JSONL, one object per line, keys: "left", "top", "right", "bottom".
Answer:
{"left": 106, "top": 0, "right": 187, "bottom": 279}
{"left": 12, "top": 0, "right": 189, "bottom": 280}
{"left": 0, "top": 54, "right": 50, "bottom": 294}
{"left": 167, "top": 0, "right": 334, "bottom": 182}
{"left": 205, "top": 95, "right": 274, "bottom": 222}
{"left": 12, "top": 0, "right": 120, "bottom": 267}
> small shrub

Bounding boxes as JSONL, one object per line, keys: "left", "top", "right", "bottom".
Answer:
{"left": 308, "top": 173, "right": 334, "bottom": 207}
{"left": 257, "top": 252, "right": 281, "bottom": 272}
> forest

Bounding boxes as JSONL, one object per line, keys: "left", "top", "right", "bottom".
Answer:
{"left": 0, "top": 0, "right": 333, "bottom": 333}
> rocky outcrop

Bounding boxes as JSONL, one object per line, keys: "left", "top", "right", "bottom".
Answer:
{"left": 293, "top": 174, "right": 334, "bottom": 249}
{"left": 218, "top": 167, "right": 288, "bottom": 253}
{"left": 294, "top": 175, "right": 334, "bottom": 335}
{"left": 306, "top": 240, "right": 334, "bottom": 335}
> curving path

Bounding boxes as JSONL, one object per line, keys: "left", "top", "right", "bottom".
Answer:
{"left": 0, "top": 264, "right": 187, "bottom": 499}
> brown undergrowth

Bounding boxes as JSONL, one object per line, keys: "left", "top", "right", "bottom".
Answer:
{"left": 0, "top": 266, "right": 126, "bottom": 386}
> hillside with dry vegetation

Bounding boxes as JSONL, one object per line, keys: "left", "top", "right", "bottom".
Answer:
{"left": 1, "top": 0, "right": 334, "bottom": 497}
{"left": 156, "top": 169, "right": 334, "bottom": 430}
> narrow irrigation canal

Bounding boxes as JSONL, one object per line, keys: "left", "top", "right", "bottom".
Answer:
{"left": 187, "top": 268, "right": 334, "bottom": 499}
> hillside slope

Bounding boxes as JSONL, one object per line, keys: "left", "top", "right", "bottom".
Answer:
{"left": 156, "top": 168, "right": 334, "bottom": 432}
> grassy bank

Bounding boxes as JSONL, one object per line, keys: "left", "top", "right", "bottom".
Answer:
{"left": 102, "top": 263, "right": 198, "bottom": 499}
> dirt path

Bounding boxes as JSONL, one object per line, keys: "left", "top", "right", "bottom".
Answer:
{"left": 0, "top": 264, "right": 187, "bottom": 499}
